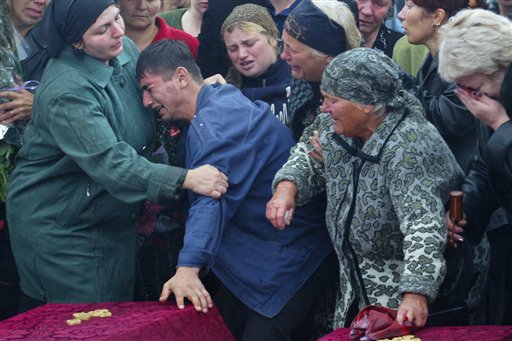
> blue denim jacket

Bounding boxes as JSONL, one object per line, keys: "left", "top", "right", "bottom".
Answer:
{"left": 178, "top": 84, "right": 332, "bottom": 317}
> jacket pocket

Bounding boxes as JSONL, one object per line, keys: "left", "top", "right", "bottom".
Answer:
{"left": 54, "top": 182, "right": 90, "bottom": 227}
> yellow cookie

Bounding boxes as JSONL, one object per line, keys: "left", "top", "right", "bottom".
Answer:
{"left": 97, "top": 311, "right": 112, "bottom": 318}
{"left": 66, "top": 319, "right": 82, "bottom": 325}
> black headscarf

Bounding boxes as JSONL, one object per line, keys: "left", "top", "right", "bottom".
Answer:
{"left": 46, "top": 0, "right": 114, "bottom": 58}
{"left": 284, "top": 0, "right": 358, "bottom": 57}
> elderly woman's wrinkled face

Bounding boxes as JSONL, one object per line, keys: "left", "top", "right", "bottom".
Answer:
{"left": 280, "top": 30, "right": 332, "bottom": 82}
{"left": 224, "top": 28, "right": 278, "bottom": 78}
{"left": 118, "top": 0, "right": 160, "bottom": 30}
{"left": 77, "top": 5, "right": 125, "bottom": 64}
{"left": 321, "top": 92, "right": 376, "bottom": 140}
{"left": 398, "top": 0, "right": 436, "bottom": 45}
{"left": 7, "top": 0, "right": 50, "bottom": 35}
{"left": 357, "top": 0, "right": 393, "bottom": 37}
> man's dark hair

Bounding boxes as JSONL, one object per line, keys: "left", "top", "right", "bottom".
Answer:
{"left": 136, "top": 39, "right": 203, "bottom": 83}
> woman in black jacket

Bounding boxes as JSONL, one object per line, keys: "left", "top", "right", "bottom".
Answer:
{"left": 440, "top": 8, "right": 512, "bottom": 325}
{"left": 398, "top": 0, "right": 487, "bottom": 173}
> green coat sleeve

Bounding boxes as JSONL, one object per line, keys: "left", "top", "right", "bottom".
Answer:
{"left": 44, "top": 92, "right": 187, "bottom": 204}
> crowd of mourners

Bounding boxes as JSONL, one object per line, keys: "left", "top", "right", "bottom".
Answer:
{"left": 0, "top": 0, "right": 511, "bottom": 340}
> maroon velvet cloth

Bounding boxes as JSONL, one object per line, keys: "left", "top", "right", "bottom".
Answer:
{"left": 349, "top": 305, "right": 418, "bottom": 340}
{"left": 0, "top": 301, "right": 235, "bottom": 340}
{"left": 320, "top": 325, "right": 512, "bottom": 341}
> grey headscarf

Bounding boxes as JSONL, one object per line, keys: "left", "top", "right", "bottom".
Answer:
{"left": 321, "top": 48, "right": 403, "bottom": 106}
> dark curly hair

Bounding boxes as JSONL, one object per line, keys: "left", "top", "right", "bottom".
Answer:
{"left": 411, "top": 0, "right": 486, "bottom": 17}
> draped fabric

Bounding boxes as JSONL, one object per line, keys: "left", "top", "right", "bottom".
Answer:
{"left": 0, "top": 302, "right": 235, "bottom": 340}
{"left": 319, "top": 325, "right": 512, "bottom": 341}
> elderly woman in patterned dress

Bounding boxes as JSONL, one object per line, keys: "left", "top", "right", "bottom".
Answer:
{"left": 266, "top": 48, "right": 464, "bottom": 328}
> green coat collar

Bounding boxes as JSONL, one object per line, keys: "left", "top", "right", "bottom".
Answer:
{"left": 58, "top": 41, "right": 131, "bottom": 89}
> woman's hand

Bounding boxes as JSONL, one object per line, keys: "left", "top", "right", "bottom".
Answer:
{"left": 0, "top": 89, "right": 34, "bottom": 124}
{"left": 308, "top": 130, "right": 324, "bottom": 164}
{"left": 455, "top": 87, "right": 509, "bottom": 131}
{"left": 266, "top": 180, "right": 297, "bottom": 229}
{"left": 204, "top": 74, "right": 227, "bottom": 85}
{"left": 182, "top": 165, "right": 228, "bottom": 198}
{"left": 444, "top": 210, "right": 466, "bottom": 248}
{"left": 397, "top": 293, "right": 429, "bottom": 327}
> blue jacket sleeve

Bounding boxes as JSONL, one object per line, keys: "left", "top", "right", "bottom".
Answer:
{"left": 177, "top": 120, "right": 263, "bottom": 268}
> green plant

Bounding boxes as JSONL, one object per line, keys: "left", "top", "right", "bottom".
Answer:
{"left": 0, "top": 0, "right": 23, "bottom": 202}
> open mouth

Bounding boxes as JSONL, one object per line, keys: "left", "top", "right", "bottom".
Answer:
{"left": 112, "top": 40, "right": 123, "bottom": 49}
{"left": 239, "top": 61, "right": 253, "bottom": 70}
{"left": 456, "top": 84, "right": 483, "bottom": 98}
{"left": 25, "top": 8, "right": 43, "bottom": 19}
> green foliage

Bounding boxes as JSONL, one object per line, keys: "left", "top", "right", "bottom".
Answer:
{"left": 0, "top": 0, "right": 22, "bottom": 202}
{"left": 0, "top": 141, "right": 14, "bottom": 201}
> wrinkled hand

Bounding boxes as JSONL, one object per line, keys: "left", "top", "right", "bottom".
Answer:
{"left": 160, "top": 267, "right": 213, "bottom": 313}
{"left": 397, "top": 293, "right": 428, "bottom": 328}
{"left": 0, "top": 90, "right": 34, "bottom": 124}
{"left": 444, "top": 210, "right": 466, "bottom": 248}
{"left": 204, "top": 74, "right": 227, "bottom": 85}
{"left": 455, "top": 87, "right": 509, "bottom": 131}
{"left": 266, "top": 180, "right": 297, "bottom": 229}
{"left": 183, "top": 165, "right": 228, "bottom": 199}
{"left": 308, "top": 130, "right": 324, "bottom": 164}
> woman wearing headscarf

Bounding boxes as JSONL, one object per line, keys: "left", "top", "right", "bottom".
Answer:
{"left": 439, "top": 8, "right": 512, "bottom": 324}
{"left": 196, "top": 0, "right": 302, "bottom": 78}
{"left": 267, "top": 48, "right": 463, "bottom": 328}
{"left": 280, "top": 0, "right": 360, "bottom": 141}
{"left": 218, "top": 3, "right": 291, "bottom": 125}
{"left": 6, "top": 0, "right": 227, "bottom": 312}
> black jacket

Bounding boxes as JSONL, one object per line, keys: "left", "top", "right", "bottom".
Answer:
{"left": 21, "top": 15, "right": 49, "bottom": 82}
{"left": 239, "top": 59, "right": 291, "bottom": 125}
{"left": 462, "top": 65, "right": 512, "bottom": 244}
{"left": 417, "top": 53, "right": 478, "bottom": 173}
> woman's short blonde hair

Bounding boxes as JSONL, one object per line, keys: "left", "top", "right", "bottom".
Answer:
{"left": 438, "top": 8, "right": 512, "bottom": 82}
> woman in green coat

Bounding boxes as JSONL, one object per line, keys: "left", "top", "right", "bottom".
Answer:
{"left": 6, "top": 0, "right": 227, "bottom": 312}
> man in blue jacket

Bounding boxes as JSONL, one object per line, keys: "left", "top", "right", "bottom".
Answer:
{"left": 136, "top": 39, "right": 335, "bottom": 340}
